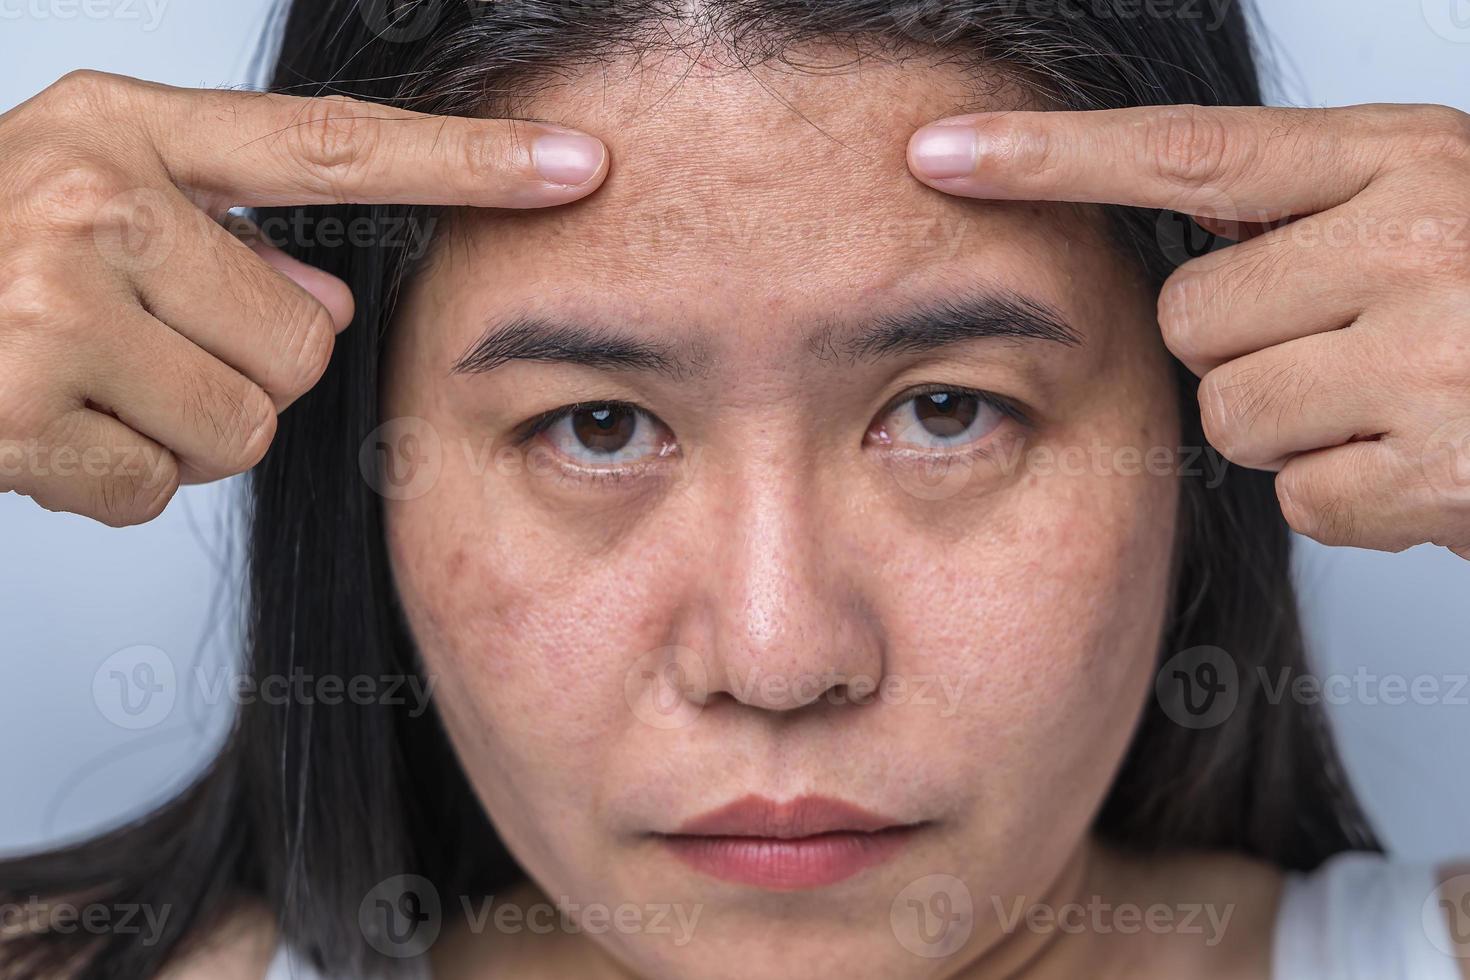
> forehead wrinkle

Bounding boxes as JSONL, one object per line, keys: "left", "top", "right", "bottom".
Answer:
{"left": 511, "top": 46, "right": 1000, "bottom": 185}
{"left": 416, "top": 50, "right": 1139, "bottom": 379}
{"left": 441, "top": 52, "right": 1048, "bottom": 268}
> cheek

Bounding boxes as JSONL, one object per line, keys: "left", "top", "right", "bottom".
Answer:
{"left": 383, "top": 466, "right": 689, "bottom": 845}
{"left": 967, "top": 468, "right": 1176, "bottom": 726}
{"left": 876, "top": 417, "right": 1180, "bottom": 861}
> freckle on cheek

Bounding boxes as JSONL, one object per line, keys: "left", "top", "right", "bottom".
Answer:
{"left": 445, "top": 546, "right": 468, "bottom": 581}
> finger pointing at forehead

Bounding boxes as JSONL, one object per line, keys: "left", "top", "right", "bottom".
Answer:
{"left": 906, "top": 105, "right": 1406, "bottom": 220}
{"left": 141, "top": 85, "right": 609, "bottom": 209}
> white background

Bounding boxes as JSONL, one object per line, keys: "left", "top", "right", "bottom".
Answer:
{"left": 2, "top": 0, "right": 1469, "bottom": 859}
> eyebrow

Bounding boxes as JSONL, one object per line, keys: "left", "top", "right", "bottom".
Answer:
{"left": 450, "top": 291, "right": 1081, "bottom": 378}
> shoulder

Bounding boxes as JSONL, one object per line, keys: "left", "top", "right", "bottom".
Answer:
{"left": 157, "top": 898, "right": 279, "bottom": 980}
{"left": 1106, "top": 848, "right": 1470, "bottom": 980}
{"left": 1275, "top": 851, "right": 1470, "bottom": 980}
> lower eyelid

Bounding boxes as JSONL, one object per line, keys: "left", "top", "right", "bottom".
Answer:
{"left": 877, "top": 396, "right": 1010, "bottom": 451}
{"left": 542, "top": 458, "right": 682, "bottom": 496}
{"left": 529, "top": 434, "right": 679, "bottom": 483}
{"left": 537, "top": 407, "right": 673, "bottom": 463}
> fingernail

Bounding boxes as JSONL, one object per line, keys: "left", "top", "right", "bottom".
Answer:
{"left": 909, "top": 124, "right": 979, "bottom": 180}
{"left": 534, "top": 132, "right": 606, "bottom": 186}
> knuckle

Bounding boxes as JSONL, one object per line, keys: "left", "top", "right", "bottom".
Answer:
{"left": 42, "top": 69, "right": 120, "bottom": 116}
{"left": 1417, "top": 323, "right": 1470, "bottom": 388}
{"left": 1277, "top": 468, "right": 1357, "bottom": 546}
{"left": 1199, "top": 361, "right": 1308, "bottom": 468}
{"left": 0, "top": 391, "right": 47, "bottom": 441}
{"left": 269, "top": 299, "right": 336, "bottom": 397}
{"left": 1382, "top": 229, "right": 1470, "bottom": 283}
{"left": 1001, "top": 119, "right": 1063, "bottom": 185}
{"left": 214, "top": 382, "right": 276, "bottom": 473}
{"left": 1196, "top": 371, "right": 1247, "bottom": 461}
{"left": 1231, "top": 238, "right": 1293, "bottom": 295}
{"left": 1146, "top": 106, "right": 1238, "bottom": 189}
{"left": 0, "top": 258, "right": 68, "bottom": 329}
{"left": 289, "top": 96, "right": 380, "bottom": 198}
{"left": 993, "top": 119, "right": 1064, "bottom": 188}
{"left": 229, "top": 241, "right": 338, "bottom": 398}
{"left": 1156, "top": 271, "right": 1211, "bottom": 362}
{"left": 0, "top": 379, "right": 55, "bottom": 443}
{"left": 1195, "top": 376, "right": 1235, "bottom": 458}
{"left": 15, "top": 161, "right": 132, "bottom": 231}
{"left": 97, "top": 449, "right": 179, "bottom": 527}
{"left": 1163, "top": 242, "right": 1287, "bottom": 357}
{"left": 223, "top": 233, "right": 286, "bottom": 300}
{"left": 183, "top": 368, "right": 273, "bottom": 471}
{"left": 1406, "top": 105, "right": 1470, "bottom": 161}
{"left": 1275, "top": 468, "right": 1319, "bottom": 535}
{"left": 240, "top": 402, "right": 278, "bottom": 468}
{"left": 1274, "top": 470, "right": 1310, "bottom": 534}
{"left": 463, "top": 126, "right": 511, "bottom": 186}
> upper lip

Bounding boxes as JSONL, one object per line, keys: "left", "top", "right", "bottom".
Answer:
{"left": 671, "top": 794, "right": 908, "bottom": 839}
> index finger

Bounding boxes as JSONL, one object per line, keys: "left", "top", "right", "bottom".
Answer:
{"left": 906, "top": 105, "right": 1398, "bottom": 220}
{"left": 142, "top": 85, "right": 608, "bottom": 208}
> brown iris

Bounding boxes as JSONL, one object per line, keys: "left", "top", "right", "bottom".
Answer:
{"left": 911, "top": 392, "right": 979, "bottom": 440}
{"left": 570, "top": 405, "right": 637, "bottom": 455}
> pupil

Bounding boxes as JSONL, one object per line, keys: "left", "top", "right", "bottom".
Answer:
{"left": 572, "top": 405, "right": 636, "bottom": 454}
{"left": 914, "top": 392, "right": 978, "bottom": 438}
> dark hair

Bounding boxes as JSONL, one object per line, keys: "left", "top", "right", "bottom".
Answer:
{"left": 0, "top": 1, "right": 1378, "bottom": 977}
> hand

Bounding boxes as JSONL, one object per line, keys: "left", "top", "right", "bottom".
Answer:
{"left": 907, "top": 103, "right": 1470, "bottom": 558}
{"left": 0, "top": 70, "right": 608, "bottom": 526}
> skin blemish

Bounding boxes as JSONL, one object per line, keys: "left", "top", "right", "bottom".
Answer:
{"left": 382, "top": 45, "right": 1183, "bottom": 980}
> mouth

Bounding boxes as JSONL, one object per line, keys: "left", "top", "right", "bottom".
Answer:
{"left": 654, "top": 794, "right": 926, "bottom": 890}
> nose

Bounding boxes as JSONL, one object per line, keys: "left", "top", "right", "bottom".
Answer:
{"left": 696, "top": 461, "right": 887, "bottom": 712}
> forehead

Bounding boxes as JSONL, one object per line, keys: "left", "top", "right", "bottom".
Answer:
{"left": 421, "top": 48, "right": 1136, "bottom": 338}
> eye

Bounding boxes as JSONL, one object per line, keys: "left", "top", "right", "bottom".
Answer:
{"left": 531, "top": 402, "right": 675, "bottom": 466}
{"left": 870, "top": 386, "right": 1018, "bottom": 452}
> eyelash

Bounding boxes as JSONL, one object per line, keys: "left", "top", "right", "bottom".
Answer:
{"left": 513, "top": 400, "right": 673, "bottom": 485}
{"left": 876, "top": 383, "right": 1032, "bottom": 432}
{"left": 515, "top": 386, "right": 1031, "bottom": 485}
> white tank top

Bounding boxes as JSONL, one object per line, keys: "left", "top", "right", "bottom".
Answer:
{"left": 262, "top": 853, "right": 1466, "bottom": 979}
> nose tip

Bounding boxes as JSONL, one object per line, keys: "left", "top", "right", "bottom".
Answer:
{"left": 699, "top": 479, "right": 886, "bottom": 713}
{"left": 714, "top": 660, "right": 885, "bottom": 712}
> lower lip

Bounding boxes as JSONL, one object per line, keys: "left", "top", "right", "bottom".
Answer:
{"left": 658, "top": 827, "right": 918, "bottom": 889}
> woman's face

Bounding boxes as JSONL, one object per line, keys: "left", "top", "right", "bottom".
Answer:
{"left": 383, "top": 50, "right": 1180, "bottom": 980}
